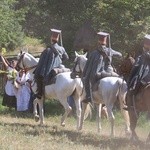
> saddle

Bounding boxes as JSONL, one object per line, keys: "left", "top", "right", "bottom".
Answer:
{"left": 45, "top": 67, "right": 70, "bottom": 85}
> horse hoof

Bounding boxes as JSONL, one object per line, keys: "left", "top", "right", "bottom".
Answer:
{"left": 125, "top": 131, "right": 131, "bottom": 138}
{"left": 61, "top": 123, "right": 65, "bottom": 127}
{"left": 130, "top": 136, "right": 139, "bottom": 144}
{"left": 39, "top": 122, "right": 45, "bottom": 126}
{"left": 34, "top": 115, "right": 39, "bottom": 122}
{"left": 78, "top": 127, "right": 82, "bottom": 131}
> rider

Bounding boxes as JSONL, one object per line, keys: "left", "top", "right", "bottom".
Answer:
{"left": 124, "top": 34, "right": 150, "bottom": 110}
{"left": 82, "top": 31, "right": 122, "bottom": 103}
{"left": 34, "top": 29, "right": 69, "bottom": 99}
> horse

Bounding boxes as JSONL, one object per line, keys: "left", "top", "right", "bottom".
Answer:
{"left": 71, "top": 51, "right": 131, "bottom": 137}
{"left": 119, "top": 54, "right": 150, "bottom": 142}
{"left": 118, "top": 53, "right": 135, "bottom": 82}
{"left": 16, "top": 51, "right": 85, "bottom": 130}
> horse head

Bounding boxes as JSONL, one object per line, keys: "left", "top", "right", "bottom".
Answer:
{"left": 16, "top": 51, "right": 39, "bottom": 93}
{"left": 16, "top": 51, "right": 38, "bottom": 73}
{"left": 71, "top": 51, "right": 87, "bottom": 78}
{"left": 118, "top": 54, "right": 135, "bottom": 82}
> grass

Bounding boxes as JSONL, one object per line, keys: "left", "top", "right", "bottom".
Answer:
{"left": 0, "top": 97, "right": 150, "bottom": 149}
{"left": 3, "top": 36, "right": 44, "bottom": 58}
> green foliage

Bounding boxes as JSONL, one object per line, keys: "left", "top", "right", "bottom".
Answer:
{"left": 20, "top": 0, "right": 150, "bottom": 54}
{"left": 1, "top": 0, "right": 150, "bottom": 55}
{"left": 23, "top": 36, "right": 43, "bottom": 46}
{"left": 92, "top": 0, "right": 150, "bottom": 52}
{"left": 0, "top": 0, "right": 26, "bottom": 50}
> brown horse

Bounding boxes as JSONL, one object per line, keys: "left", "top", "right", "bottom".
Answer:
{"left": 119, "top": 53, "right": 150, "bottom": 142}
{"left": 118, "top": 53, "right": 135, "bottom": 82}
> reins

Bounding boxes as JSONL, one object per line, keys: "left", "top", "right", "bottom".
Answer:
{"left": 17, "top": 52, "right": 37, "bottom": 72}
{"left": 72, "top": 57, "right": 82, "bottom": 78}
{"left": 72, "top": 56, "right": 85, "bottom": 96}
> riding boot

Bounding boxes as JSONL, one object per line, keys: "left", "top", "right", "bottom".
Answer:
{"left": 82, "top": 80, "right": 91, "bottom": 103}
{"left": 35, "top": 76, "right": 43, "bottom": 99}
{"left": 126, "top": 82, "right": 142, "bottom": 105}
{"left": 123, "top": 90, "right": 134, "bottom": 111}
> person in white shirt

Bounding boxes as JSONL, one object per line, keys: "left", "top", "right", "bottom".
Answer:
{"left": 0, "top": 55, "right": 18, "bottom": 110}
{"left": 16, "top": 69, "right": 31, "bottom": 111}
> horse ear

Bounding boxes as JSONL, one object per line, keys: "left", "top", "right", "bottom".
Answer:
{"left": 84, "top": 52, "right": 88, "bottom": 58}
{"left": 75, "top": 51, "right": 79, "bottom": 57}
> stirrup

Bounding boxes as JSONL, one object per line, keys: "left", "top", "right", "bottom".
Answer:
{"left": 123, "top": 106, "right": 134, "bottom": 111}
{"left": 36, "top": 94, "right": 42, "bottom": 99}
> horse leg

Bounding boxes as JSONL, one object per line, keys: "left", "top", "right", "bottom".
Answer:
{"left": 119, "top": 94, "right": 131, "bottom": 136}
{"left": 33, "top": 98, "right": 40, "bottom": 122}
{"left": 37, "top": 98, "right": 45, "bottom": 125}
{"left": 74, "top": 98, "right": 82, "bottom": 130}
{"left": 59, "top": 99, "right": 72, "bottom": 127}
{"left": 96, "top": 103, "right": 102, "bottom": 133}
{"left": 128, "top": 110, "right": 139, "bottom": 142}
{"left": 146, "top": 132, "right": 150, "bottom": 143}
{"left": 106, "top": 105, "right": 115, "bottom": 137}
{"left": 79, "top": 102, "right": 88, "bottom": 130}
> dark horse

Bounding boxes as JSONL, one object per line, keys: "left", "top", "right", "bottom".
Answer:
{"left": 119, "top": 53, "right": 150, "bottom": 142}
{"left": 118, "top": 53, "right": 135, "bottom": 82}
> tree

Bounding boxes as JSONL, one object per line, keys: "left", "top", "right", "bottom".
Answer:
{"left": 0, "top": 0, "right": 26, "bottom": 50}
{"left": 91, "top": 0, "right": 150, "bottom": 53}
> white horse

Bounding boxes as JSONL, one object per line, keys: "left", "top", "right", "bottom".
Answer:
{"left": 71, "top": 51, "right": 131, "bottom": 137}
{"left": 16, "top": 51, "right": 84, "bottom": 130}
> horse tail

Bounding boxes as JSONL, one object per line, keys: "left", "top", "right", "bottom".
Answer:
{"left": 116, "top": 79, "right": 123, "bottom": 98}
{"left": 116, "top": 78, "right": 127, "bottom": 107}
{"left": 116, "top": 79, "right": 131, "bottom": 133}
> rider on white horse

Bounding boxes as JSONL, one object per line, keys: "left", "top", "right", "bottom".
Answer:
{"left": 34, "top": 29, "right": 69, "bottom": 99}
{"left": 82, "top": 31, "right": 122, "bottom": 103}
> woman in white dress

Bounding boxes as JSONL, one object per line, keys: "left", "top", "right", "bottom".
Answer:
{"left": 0, "top": 55, "right": 18, "bottom": 109}
{"left": 15, "top": 69, "right": 31, "bottom": 111}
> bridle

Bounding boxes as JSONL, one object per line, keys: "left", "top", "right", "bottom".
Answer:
{"left": 16, "top": 52, "right": 37, "bottom": 72}
{"left": 71, "top": 57, "right": 83, "bottom": 78}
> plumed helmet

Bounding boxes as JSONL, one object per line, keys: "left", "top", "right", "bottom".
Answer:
{"left": 50, "top": 29, "right": 61, "bottom": 42}
{"left": 97, "top": 31, "right": 109, "bottom": 45}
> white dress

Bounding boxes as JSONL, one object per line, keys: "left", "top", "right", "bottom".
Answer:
{"left": 5, "top": 67, "right": 17, "bottom": 96}
{"left": 16, "top": 72, "right": 31, "bottom": 111}
{"left": 2, "top": 67, "right": 17, "bottom": 109}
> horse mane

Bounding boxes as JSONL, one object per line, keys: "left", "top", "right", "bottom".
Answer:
{"left": 118, "top": 53, "right": 135, "bottom": 81}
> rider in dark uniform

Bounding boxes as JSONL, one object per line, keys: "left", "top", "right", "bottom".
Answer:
{"left": 124, "top": 34, "right": 150, "bottom": 110}
{"left": 82, "top": 32, "right": 122, "bottom": 103}
{"left": 34, "top": 29, "right": 69, "bottom": 99}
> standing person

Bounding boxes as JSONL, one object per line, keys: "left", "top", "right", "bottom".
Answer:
{"left": 15, "top": 69, "right": 31, "bottom": 111}
{"left": 124, "top": 34, "right": 150, "bottom": 110}
{"left": 82, "top": 32, "right": 122, "bottom": 103}
{"left": 34, "top": 28, "right": 69, "bottom": 99}
{"left": 0, "top": 55, "right": 17, "bottom": 110}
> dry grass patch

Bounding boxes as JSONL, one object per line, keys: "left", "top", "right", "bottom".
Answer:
{"left": 0, "top": 110, "right": 150, "bottom": 150}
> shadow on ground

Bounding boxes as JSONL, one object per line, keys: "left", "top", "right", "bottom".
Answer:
{"left": 1, "top": 120, "right": 150, "bottom": 150}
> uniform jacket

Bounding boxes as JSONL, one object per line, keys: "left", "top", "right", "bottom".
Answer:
{"left": 127, "top": 51, "right": 150, "bottom": 89}
{"left": 83, "top": 45, "right": 122, "bottom": 84}
{"left": 82, "top": 45, "right": 110, "bottom": 84}
{"left": 34, "top": 43, "right": 68, "bottom": 79}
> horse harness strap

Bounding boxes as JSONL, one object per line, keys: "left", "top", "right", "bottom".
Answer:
{"left": 17, "top": 52, "right": 37, "bottom": 72}
{"left": 72, "top": 57, "right": 82, "bottom": 77}
{"left": 25, "top": 65, "right": 37, "bottom": 72}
